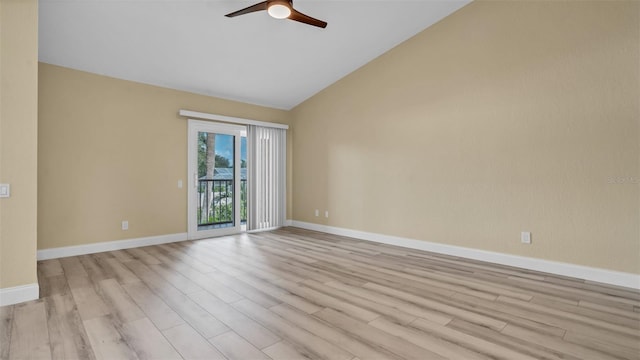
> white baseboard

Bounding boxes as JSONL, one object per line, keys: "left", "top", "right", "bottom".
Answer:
{"left": 36, "top": 224, "right": 292, "bottom": 260}
{"left": 290, "top": 221, "right": 640, "bottom": 290}
{"left": 284, "top": 219, "right": 293, "bottom": 226}
{"left": 0, "top": 283, "right": 39, "bottom": 306}
{"left": 37, "top": 233, "right": 188, "bottom": 261}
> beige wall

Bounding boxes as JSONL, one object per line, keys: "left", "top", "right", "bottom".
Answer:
{"left": 32, "top": 0, "right": 640, "bottom": 277}
{"left": 291, "top": 1, "right": 640, "bottom": 274}
{"left": 38, "top": 63, "right": 291, "bottom": 249}
{"left": 0, "top": 0, "right": 39, "bottom": 289}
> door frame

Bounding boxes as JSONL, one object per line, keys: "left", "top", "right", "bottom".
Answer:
{"left": 187, "top": 119, "right": 245, "bottom": 240}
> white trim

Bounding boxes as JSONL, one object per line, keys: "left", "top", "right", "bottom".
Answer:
{"left": 290, "top": 221, "right": 640, "bottom": 290}
{"left": 37, "top": 233, "right": 188, "bottom": 261}
{"left": 188, "top": 119, "right": 246, "bottom": 133}
{"left": 179, "top": 110, "right": 289, "bottom": 130}
{"left": 0, "top": 283, "right": 39, "bottom": 306}
{"left": 284, "top": 219, "right": 293, "bottom": 226}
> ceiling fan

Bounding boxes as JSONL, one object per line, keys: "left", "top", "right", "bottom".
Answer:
{"left": 225, "top": 0, "right": 327, "bottom": 28}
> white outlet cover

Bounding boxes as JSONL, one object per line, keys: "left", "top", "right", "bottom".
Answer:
{"left": 325, "top": 211, "right": 329, "bottom": 218}
{"left": 315, "top": 209, "right": 319, "bottom": 217}
{"left": 178, "top": 180, "right": 183, "bottom": 188}
{"left": 0, "top": 184, "right": 9, "bottom": 198}
{"left": 122, "top": 221, "right": 129, "bottom": 230}
{"left": 521, "top": 231, "right": 531, "bottom": 244}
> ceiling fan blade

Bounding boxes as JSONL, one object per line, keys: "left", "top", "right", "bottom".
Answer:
{"left": 225, "top": 1, "right": 268, "bottom": 17}
{"left": 289, "top": 9, "right": 327, "bottom": 28}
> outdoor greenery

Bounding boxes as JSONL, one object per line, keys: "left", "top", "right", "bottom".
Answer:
{"left": 197, "top": 132, "right": 247, "bottom": 226}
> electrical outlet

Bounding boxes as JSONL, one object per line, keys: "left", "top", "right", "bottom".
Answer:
{"left": 0, "top": 184, "right": 9, "bottom": 198}
{"left": 325, "top": 210, "right": 329, "bottom": 218}
{"left": 122, "top": 221, "right": 129, "bottom": 230}
{"left": 315, "top": 209, "right": 319, "bottom": 217}
{"left": 178, "top": 180, "right": 183, "bottom": 189}
{"left": 521, "top": 231, "right": 531, "bottom": 244}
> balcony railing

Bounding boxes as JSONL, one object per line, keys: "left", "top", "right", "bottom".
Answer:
{"left": 197, "top": 179, "right": 247, "bottom": 227}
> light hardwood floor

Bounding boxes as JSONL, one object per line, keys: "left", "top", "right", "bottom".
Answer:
{"left": 1, "top": 227, "right": 639, "bottom": 360}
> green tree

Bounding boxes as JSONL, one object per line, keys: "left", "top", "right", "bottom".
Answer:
{"left": 198, "top": 134, "right": 232, "bottom": 176}
{"left": 215, "top": 155, "right": 230, "bottom": 168}
{"left": 204, "top": 133, "right": 215, "bottom": 223}
{"left": 196, "top": 132, "right": 238, "bottom": 225}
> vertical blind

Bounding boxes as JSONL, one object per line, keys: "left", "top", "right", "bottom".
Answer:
{"left": 247, "top": 125, "right": 287, "bottom": 230}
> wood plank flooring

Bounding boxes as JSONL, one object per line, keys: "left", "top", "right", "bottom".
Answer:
{"left": 1, "top": 227, "right": 639, "bottom": 359}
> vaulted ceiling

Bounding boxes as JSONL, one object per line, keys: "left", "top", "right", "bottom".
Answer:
{"left": 39, "top": 0, "right": 470, "bottom": 110}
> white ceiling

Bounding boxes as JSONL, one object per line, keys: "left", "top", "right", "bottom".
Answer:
{"left": 39, "top": 0, "right": 470, "bottom": 110}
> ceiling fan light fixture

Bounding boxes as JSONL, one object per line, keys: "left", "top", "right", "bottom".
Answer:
{"left": 267, "top": 1, "right": 291, "bottom": 19}
{"left": 225, "top": 0, "right": 326, "bottom": 28}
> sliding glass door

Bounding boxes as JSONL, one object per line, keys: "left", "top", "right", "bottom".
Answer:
{"left": 188, "top": 120, "right": 245, "bottom": 239}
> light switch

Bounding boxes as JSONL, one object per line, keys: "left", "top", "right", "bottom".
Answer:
{"left": 0, "top": 184, "right": 9, "bottom": 198}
